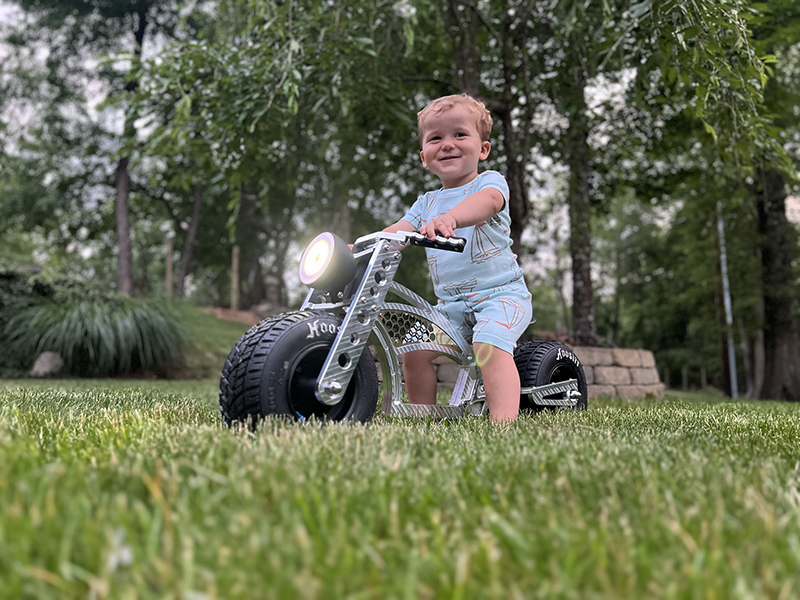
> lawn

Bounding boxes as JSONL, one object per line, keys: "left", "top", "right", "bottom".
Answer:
{"left": 176, "top": 305, "right": 253, "bottom": 379}
{"left": 0, "top": 379, "right": 798, "bottom": 599}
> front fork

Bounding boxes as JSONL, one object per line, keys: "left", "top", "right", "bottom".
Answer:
{"left": 302, "top": 239, "right": 402, "bottom": 406}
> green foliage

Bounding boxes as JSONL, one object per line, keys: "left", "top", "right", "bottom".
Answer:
{"left": 124, "top": 0, "right": 431, "bottom": 306}
{"left": 2, "top": 0, "right": 188, "bottom": 295}
{"left": 132, "top": 0, "right": 411, "bottom": 193}
{"left": 6, "top": 298, "right": 184, "bottom": 378}
{"left": 0, "top": 267, "right": 55, "bottom": 374}
{"left": 0, "top": 222, "right": 37, "bottom": 268}
{"left": 0, "top": 268, "right": 184, "bottom": 377}
{"left": 592, "top": 180, "right": 769, "bottom": 391}
{"left": 629, "top": 0, "right": 788, "bottom": 168}
{"left": 1, "top": 381, "right": 800, "bottom": 596}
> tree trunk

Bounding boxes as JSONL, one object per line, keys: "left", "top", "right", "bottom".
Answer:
{"left": 230, "top": 245, "right": 239, "bottom": 310}
{"left": 237, "top": 190, "right": 266, "bottom": 309}
{"left": 739, "top": 310, "right": 765, "bottom": 399}
{"left": 564, "top": 65, "right": 596, "bottom": 346}
{"left": 434, "top": 1, "right": 535, "bottom": 256}
{"left": 757, "top": 167, "right": 800, "bottom": 401}
{"left": 115, "top": 156, "right": 133, "bottom": 295}
{"left": 337, "top": 190, "right": 351, "bottom": 243}
{"left": 115, "top": 9, "right": 149, "bottom": 296}
{"left": 165, "top": 236, "right": 174, "bottom": 301}
{"left": 495, "top": 107, "right": 528, "bottom": 257}
{"left": 441, "top": 0, "right": 480, "bottom": 96}
{"left": 499, "top": 3, "right": 532, "bottom": 256}
{"left": 176, "top": 183, "right": 203, "bottom": 298}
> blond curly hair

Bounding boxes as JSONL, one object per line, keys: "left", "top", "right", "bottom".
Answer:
{"left": 417, "top": 94, "right": 493, "bottom": 145}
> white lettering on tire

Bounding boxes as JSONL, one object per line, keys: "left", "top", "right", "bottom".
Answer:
{"left": 307, "top": 320, "right": 340, "bottom": 339}
{"left": 556, "top": 347, "right": 581, "bottom": 367}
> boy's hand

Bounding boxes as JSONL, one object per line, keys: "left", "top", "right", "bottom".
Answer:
{"left": 420, "top": 214, "right": 457, "bottom": 239}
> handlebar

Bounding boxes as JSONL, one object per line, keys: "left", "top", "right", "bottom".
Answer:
{"left": 404, "top": 231, "right": 466, "bottom": 253}
{"left": 352, "top": 230, "right": 467, "bottom": 253}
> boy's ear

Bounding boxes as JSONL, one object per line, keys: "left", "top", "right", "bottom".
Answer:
{"left": 480, "top": 141, "right": 491, "bottom": 160}
{"left": 420, "top": 150, "right": 428, "bottom": 169}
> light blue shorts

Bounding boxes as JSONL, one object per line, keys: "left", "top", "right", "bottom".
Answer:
{"left": 436, "top": 284, "right": 533, "bottom": 354}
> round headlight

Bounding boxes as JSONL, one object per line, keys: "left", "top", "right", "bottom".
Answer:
{"left": 301, "top": 237, "right": 333, "bottom": 282}
{"left": 298, "top": 232, "right": 356, "bottom": 292}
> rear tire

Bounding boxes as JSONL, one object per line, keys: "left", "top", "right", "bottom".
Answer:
{"left": 219, "top": 311, "right": 378, "bottom": 425}
{"left": 514, "top": 340, "right": 588, "bottom": 412}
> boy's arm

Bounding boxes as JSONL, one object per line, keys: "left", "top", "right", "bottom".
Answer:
{"left": 383, "top": 220, "right": 415, "bottom": 234}
{"left": 347, "top": 220, "right": 413, "bottom": 249}
{"left": 420, "top": 188, "right": 504, "bottom": 239}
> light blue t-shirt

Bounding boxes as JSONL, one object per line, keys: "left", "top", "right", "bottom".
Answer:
{"left": 401, "top": 170, "right": 527, "bottom": 302}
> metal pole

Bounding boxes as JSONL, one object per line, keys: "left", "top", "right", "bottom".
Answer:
{"left": 717, "top": 202, "right": 739, "bottom": 399}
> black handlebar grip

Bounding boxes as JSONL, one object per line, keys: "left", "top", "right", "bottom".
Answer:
{"left": 406, "top": 231, "right": 466, "bottom": 253}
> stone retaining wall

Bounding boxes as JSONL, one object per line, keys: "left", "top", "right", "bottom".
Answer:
{"left": 572, "top": 347, "right": 665, "bottom": 400}
{"left": 381, "top": 346, "right": 665, "bottom": 400}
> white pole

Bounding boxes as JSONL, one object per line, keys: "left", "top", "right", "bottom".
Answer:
{"left": 717, "top": 202, "right": 739, "bottom": 399}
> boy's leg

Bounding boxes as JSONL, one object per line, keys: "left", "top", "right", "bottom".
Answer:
{"left": 474, "top": 343, "right": 520, "bottom": 422}
{"left": 402, "top": 349, "right": 439, "bottom": 404}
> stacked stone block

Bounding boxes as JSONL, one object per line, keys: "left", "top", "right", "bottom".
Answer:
{"left": 382, "top": 347, "right": 665, "bottom": 401}
{"left": 572, "top": 347, "right": 665, "bottom": 400}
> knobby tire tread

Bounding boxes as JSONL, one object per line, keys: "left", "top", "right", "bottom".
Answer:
{"left": 515, "top": 340, "right": 561, "bottom": 385}
{"left": 514, "top": 340, "right": 588, "bottom": 411}
{"left": 220, "top": 311, "right": 314, "bottom": 423}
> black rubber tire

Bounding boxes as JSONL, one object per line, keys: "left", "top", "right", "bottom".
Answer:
{"left": 219, "top": 311, "right": 379, "bottom": 425}
{"left": 514, "top": 340, "right": 588, "bottom": 412}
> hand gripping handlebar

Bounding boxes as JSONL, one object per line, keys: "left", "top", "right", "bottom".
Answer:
{"left": 351, "top": 230, "right": 467, "bottom": 253}
{"left": 404, "top": 231, "right": 466, "bottom": 252}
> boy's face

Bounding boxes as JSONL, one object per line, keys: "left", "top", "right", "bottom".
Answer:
{"left": 419, "top": 105, "right": 490, "bottom": 189}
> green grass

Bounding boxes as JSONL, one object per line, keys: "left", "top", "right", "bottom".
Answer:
{"left": 1, "top": 380, "right": 799, "bottom": 598}
{"left": 177, "top": 306, "right": 252, "bottom": 379}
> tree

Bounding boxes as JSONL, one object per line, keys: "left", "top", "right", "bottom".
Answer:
{"left": 5, "top": 0, "right": 182, "bottom": 294}
{"left": 747, "top": 1, "right": 800, "bottom": 401}
{"left": 131, "top": 0, "right": 428, "bottom": 308}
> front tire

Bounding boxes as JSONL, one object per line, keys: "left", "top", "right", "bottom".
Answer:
{"left": 219, "top": 311, "right": 379, "bottom": 425}
{"left": 514, "top": 340, "right": 588, "bottom": 412}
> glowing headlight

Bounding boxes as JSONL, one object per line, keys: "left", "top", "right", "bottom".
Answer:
{"left": 298, "top": 232, "right": 356, "bottom": 292}
{"left": 300, "top": 238, "right": 333, "bottom": 283}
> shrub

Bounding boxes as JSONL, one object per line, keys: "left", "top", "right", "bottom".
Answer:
{"left": 0, "top": 266, "right": 48, "bottom": 375}
{"left": 1, "top": 268, "right": 184, "bottom": 377}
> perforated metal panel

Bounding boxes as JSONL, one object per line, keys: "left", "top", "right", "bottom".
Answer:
{"left": 379, "top": 309, "right": 459, "bottom": 350}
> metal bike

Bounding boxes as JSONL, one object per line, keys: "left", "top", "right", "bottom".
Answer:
{"left": 219, "top": 230, "right": 587, "bottom": 424}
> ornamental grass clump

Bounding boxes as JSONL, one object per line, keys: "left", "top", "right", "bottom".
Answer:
{"left": 5, "top": 296, "right": 184, "bottom": 377}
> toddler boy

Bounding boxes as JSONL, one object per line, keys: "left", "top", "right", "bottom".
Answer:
{"left": 384, "top": 94, "right": 532, "bottom": 421}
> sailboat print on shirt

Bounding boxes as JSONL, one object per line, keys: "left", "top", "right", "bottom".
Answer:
{"left": 470, "top": 223, "right": 503, "bottom": 264}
